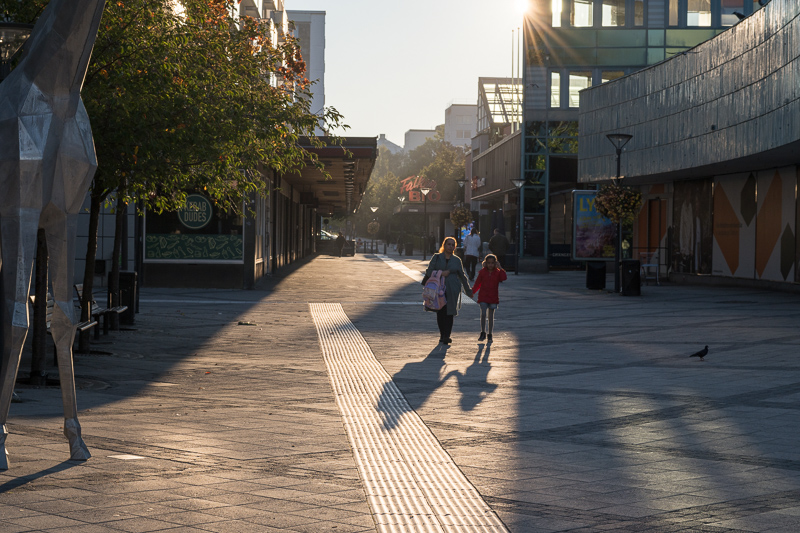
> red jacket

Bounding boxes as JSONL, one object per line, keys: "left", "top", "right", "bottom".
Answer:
{"left": 472, "top": 267, "right": 507, "bottom": 304}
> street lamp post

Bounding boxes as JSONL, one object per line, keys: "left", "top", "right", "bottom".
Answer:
{"left": 370, "top": 206, "right": 379, "bottom": 254}
{"left": 606, "top": 133, "right": 633, "bottom": 294}
{"left": 420, "top": 188, "right": 431, "bottom": 261}
{"left": 510, "top": 178, "right": 526, "bottom": 275}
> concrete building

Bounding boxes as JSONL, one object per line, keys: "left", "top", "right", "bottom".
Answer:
{"left": 521, "top": 0, "right": 764, "bottom": 270}
{"left": 288, "top": 9, "right": 326, "bottom": 135}
{"left": 444, "top": 103, "right": 477, "bottom": 148}
{"left": 404, "top": 129, "right": 438, "bottom": 152}
{"left": 578, "top": 0, "right": 798, "bottom": 288}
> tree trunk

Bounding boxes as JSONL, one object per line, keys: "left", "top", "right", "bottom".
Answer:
{"left": 30, "top": 229, "right": 49, "bottom": 386}
{"left": 109, "top": 190, "right": 125, "bottom": 330}
{"left": 78, "top": 193, "right": 102, "bottom": 353}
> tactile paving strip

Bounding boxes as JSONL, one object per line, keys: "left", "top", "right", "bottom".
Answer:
{"left": 310, "top": 303, "right": 507, "bottom": 532}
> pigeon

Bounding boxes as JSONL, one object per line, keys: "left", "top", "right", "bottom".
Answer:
{"left": 690, "top": 346, "right": 709, "bottom": 360}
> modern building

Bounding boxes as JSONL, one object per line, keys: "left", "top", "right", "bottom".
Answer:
{"left": 444, "top": 103, "right": 477, "bottom": 149}
{"left": 288, "top": 9, "right": 326, "bottom": 135}
{"left": 578, "top": 0, "right": 798, "bottom": 288}
{"left": 404, "top": 129, "right": 438, "bottom": 152}
{"left": 521, "top": 0, "right": 765, "bottom": 270}
{"left": 468, "top": 77, "right": 524, "bottom": 267}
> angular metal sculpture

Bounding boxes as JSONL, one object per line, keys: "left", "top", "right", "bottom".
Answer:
{"left": 0, "top": 0, "right": 106, "bottom": 469}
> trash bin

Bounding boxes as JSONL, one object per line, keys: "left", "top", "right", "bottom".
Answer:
{"left": 586, "top": 262, "right": 606, "bottom": 290}
{"left": 621, "top": 260, "right": 641, "bottom": 296}
{"left": 119, "top": 271, "right": 138, "bottom": 324}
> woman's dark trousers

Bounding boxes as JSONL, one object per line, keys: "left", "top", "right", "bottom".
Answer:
{"left": 436, "top": 307, "right": 454, "bottom": 341}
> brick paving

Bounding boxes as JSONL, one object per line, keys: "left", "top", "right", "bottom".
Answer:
{"left": 3, "top": 251, "right": 800, "bottom": 531}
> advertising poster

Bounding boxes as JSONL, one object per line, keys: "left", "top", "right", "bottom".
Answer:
{"left": 572, "top": 190, "right": 615, "bottom": 261}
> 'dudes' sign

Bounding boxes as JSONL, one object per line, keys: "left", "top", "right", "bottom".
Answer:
{"left": 177, "top": 193, "right": 212, "bottom": 230}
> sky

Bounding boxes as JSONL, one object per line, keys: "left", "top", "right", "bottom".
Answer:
{"left": 288, "top": 0, "right": 529, "bottom": 146}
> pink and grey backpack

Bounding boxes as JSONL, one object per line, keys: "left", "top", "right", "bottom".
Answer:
{"left": 423, "top": 270, "right": 447, "bottom": 312}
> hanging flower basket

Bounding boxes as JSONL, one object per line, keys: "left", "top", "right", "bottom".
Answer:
{"left": 594, "top": 184, "right": 642, "bottom": 224}
{"left": 367, "top": 221, "right": 380, "bottom": 235}
{"left": 449, "top": 205, "right": 472, "bottom": 228}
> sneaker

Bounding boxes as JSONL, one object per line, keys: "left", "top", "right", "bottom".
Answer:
{"left": 478, "top": 332, "right": 486, "bottom": 341}
{"left": 487, "top": 334, "right": 493, "bottom": 342}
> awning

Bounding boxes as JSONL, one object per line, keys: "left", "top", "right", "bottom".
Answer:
{"left": 286, "top": 136, "right": 378, "bottom": 217}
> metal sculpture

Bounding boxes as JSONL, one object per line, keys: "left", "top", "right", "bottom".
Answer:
{"left": 0, "top": 0, "right": 106, "bottom": 469}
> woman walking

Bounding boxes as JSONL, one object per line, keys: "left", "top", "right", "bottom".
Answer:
{"left": 423, "top": 236, "right": 473, "bottom": 345}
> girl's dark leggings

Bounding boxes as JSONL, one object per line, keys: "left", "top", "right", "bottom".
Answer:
{"left": 436, "top": 307, "right": 454, "bottom": 340}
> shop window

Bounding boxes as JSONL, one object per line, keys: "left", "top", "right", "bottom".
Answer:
{"left": 687, "top": 0, "right": 711, "bottom": 26}
{"left": 550, "top": 72, "right": 561, "bottom": 108}
{"left": 721, "top": 0, "right": 744, "bottom": 26}
{"left": 552, "top": 0, "right": 562, "bottom": 27}
{"left": 601, "top": 70, "right": 625, "bottom": 83}
{"left": 568, "top": 71, "right": 592, "bottom": 108}
{"left": 571, "top": 0, "right": 593, "bottom": 27}
{"left": 602, "top": 0, "right": 625, "bottom": 26}
{"left": 669, "top": 0, "right": 679, "bottom": 26}
{"left": 634, "top": 0, "right": 644, "bottom": 26}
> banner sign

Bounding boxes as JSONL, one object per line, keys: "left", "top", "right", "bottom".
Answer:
{"left": 400, "top": 175, "right": 441, "bottom": 202}
{"left": 572, "top": 190, "right": 616, "bottom": 261}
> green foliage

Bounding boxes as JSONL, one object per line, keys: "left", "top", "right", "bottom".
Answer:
{"left": 347, "top": 134, "right": 467, "bottom": 238}
{"left": 80, "top": 0, "right": 345, "bottom": 214}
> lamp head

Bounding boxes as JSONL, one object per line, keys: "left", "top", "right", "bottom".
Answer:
{"left": 606, "top": 133, "right": 633, "bottom": 150}
{"left": 420, "top": 187, "right": 431, "bottom": 196}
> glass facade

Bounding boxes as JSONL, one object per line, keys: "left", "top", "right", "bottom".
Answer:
{"left": 687, "top": 0, "right": 712, "bottom": 26}
{"left": 568, "top": 71, "right": 592, "bottom": 107}
{"left": 572, "top": 0, "right": 593, "bottom": 26}
{"left": 602, "top": 0, "right": 625, "bottom": 26}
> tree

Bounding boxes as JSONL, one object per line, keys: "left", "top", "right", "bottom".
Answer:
{"left": 347, "top": 135, "right": 467, "bottom": 246}
{"left": 6, "top": 0, "right": 344, "bottom": 350}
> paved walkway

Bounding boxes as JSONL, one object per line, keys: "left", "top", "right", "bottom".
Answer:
{"left": 3, "top": 252, "right": 800, "bottom": 532}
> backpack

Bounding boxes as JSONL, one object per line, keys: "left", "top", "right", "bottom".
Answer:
{"left": 422, "top": 270, "right": 447, "bottom": 312}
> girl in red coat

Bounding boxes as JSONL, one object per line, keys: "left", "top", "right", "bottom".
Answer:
{"left": 471, "top": 254, "right": 507, "bottom": 342}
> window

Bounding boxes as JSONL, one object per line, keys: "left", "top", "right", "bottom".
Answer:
{"left": 634, "top": 0, "right": 644, "bottom": 25}
{"left": 669, "top": 0, "right": 679, "bottom": 26}
{"left": 550, "top": 72, "right": 561, "bottom": 108}
{"left": 602, "top": 0, "right": 625, "bottom": 27}
{"left": 721, "top": 0, "right": 744, "bottom": 26}
{"left": 571, "top": 0, "right": 593, "bottom": 27}
{"left": 687, "top": 0, "right": 711, "bottom": 26}
{"left": 568, "top": 71, "right": 592, "bottom": 107}
{"left": 552, "top": 0, "right": 562, "bottom": 27}
{"left": 601, "top": 70, "right": 625, "bottom": 83}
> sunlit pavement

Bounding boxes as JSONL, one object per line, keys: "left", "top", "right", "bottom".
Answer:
{"left": 3, "top": 251, "right": 800, "bottom": 532}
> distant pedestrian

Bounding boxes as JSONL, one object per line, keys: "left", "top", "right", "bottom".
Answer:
{"left": 463, "top": 227, "right": 481, "bottom": 281}
{"left": 471, "top": 254, "right": 507, "bottom": 343}
{"left": 429, "top": 233, "right": 437, "bottom": 254}
{"left": 488, "top": 228, "right": 509, "bottom": 267}
{"left": 422, "top": 236, "right": 473, "bottom": 345}
{"left": 335, "top": 232, "right": 346, "bottom": 257}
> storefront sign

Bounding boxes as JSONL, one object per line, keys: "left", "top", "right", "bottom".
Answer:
{"left": 572, "top": 190, "right": 615, "bottom": 261}
{"left": 400, "top": 175, "right": 441, "bottom": 202}
{"left": 177, "top": 194, "right": 213, "bottom": 230}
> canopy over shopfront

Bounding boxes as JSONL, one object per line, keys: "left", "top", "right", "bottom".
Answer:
{"left": 290, "top": 136, "right": 378, "bottom": 217}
